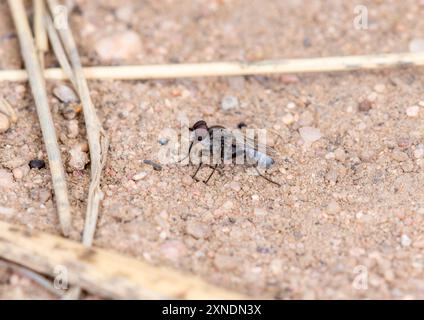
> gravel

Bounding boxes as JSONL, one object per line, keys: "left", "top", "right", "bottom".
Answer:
{"left": 299, "top": 126, "right": 322, "bottom": 144}
{"left": 0, "top": 113, "right": 10, "bottom": 133}
{"left": 221, "top": 96, "right": 239, "bottom": 111}
{"left": 406, "top": 105, "right": 420, "bottom": 117}
{"left": 53, "top": 85, "right": 78, "bottom": 103}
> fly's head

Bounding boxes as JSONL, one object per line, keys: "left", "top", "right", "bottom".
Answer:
{"left": 189, "top": 120, "right": 210, "bottom": 147}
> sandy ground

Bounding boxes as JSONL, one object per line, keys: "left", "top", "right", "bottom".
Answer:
{"left": 1, "top": 0, "right": 424, "bottom": 299}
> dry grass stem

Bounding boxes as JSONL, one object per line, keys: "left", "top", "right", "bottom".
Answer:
{"left": 33, "top": 0, "right": 48, "bottom": 68}
{"left": 0, "top": 97, "right": 18, "bottom": 123}
{"left": 46, "top": 0, "right": 109, "bottom": 247}
{"left": 8, "top": 0, "right": 72, "bottom": 236}
{"left": 0, "top": 220, "right": 248, "bottom": 299}
{"left": 0, "top": 259, "right": 64, "bottom": 297}
{"left": 0, "top": 52, "right": 423, "bottom": 82}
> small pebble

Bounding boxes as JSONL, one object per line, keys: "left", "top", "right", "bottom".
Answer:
{"left": 132, "top": 171, "right": 148, "bottom": 181}
{"left": 66, "top": 120, "right": 79, "bottom": 138}
{"left": 61, "top": 104, "right": 78, "bottom": 120}
{"left": 0, "top": 113, "right": 10, "bottom": 133}
{"left": 222, "top": 200, "right": 233, "bottom": 211}
{"left": 68, "top": 146, "right": 89, "bottom": 171}
{"left": 12, "top": 165, "right": 29, "bottom": 180}
{"left": 334, "top": 148, "right": 346, "bottom": 162}
{"left": 413, "top": 145, "right": 424, "bottom": 159}
{"left": 327, "top": 200, "right": 341, "bottom": 214}
{"left": 367, "top": 92, "right": 378, "bottom": 102}
{"left": 29, "top": 159, "right": 45, "bottom": 169}
{"left": 298, "top": 110, "right": 314, "bottom": 126}
{"left": 270, "top": 259, "right": 283, "bottom": 274}
{"left": 282, "top": 113, "right": 295, "bottom": 125}
{"left": 160, "top": 240, "right": 186, "bottom": 262}
{"left": 299, "top": 126, "right": 322, "bottom": 144}
{"left": 418, "top": 101, "right": 424, "bottom": 107}
{"left": 186, "top": 221, "right": 210, "bottom": 239}
{"left": 158, "top": 138, "right": 169, "bottom": 145}
{"left": 279, "top": 74, "right": 299, "bottom": 84}
{"left": 15, "top": 85, "right": 26, "bottom": 95}
{"left": 406, "top": 105, "right": 420, "bottom": 117}
{"left": 374, "top": 84, "right": 386, "bottom": 93}
{"left": 181, "top": 175, "right": 193, "bottom": 186}
{"left": 325, "top": 152, "right": 335, "bottom": 160}
{"left": 115, "top": 4, "right": 133, "bottom": 22}
{"left": 400, "top": 234, "right": 412, "bottom": 247}
{"left": 358, "top": 100, "right": 372, "bottom": 112}
{"left": 53, "top": 84, "right": 78, "bottom": 103}
{"left": 409, "top": 39, "right": 424, "bottom": 53}
{"left": 392, "top": 150, "right": 409, "bottom": 162}
{"left": 397, "top": 137, "right": 411, "bottom": 149}
{"left": 0, "top": 169, "right": 14, "bottom": 189}
{"left": 228, "top": 76, "right": 245, "bottom": 91}
{"left": 94, "top": 31, "right": 143, "bottom": 61}
{"left": 221, "top": 95, "right": 239, "bottom": 111}
{"left": 286, "top": 101, "right": 296, "bottom": 109}
{"left": 229, "top": 181, "right": 241, "bottom": 192}
{"left": 38, "top": 189, "right": 52, "bottom": 204}
{"left": 254, "top": 207, "right": 267, "bottom": 216}
{"left": 213, "top": 254, "right": 238, "bottom": 271}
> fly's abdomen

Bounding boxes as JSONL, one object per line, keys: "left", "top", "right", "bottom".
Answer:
{"left": 245, "top": 148, "right": 274, "bottom": 168}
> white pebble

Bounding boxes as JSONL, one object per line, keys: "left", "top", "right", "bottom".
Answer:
{"left": 68, "top": 145, "right": 89, "bottom": 171}
{"left": 400, "top": 234, "right": 412, "bottom": 247}
{"left": 66, "top": 120, "right": 79, "bottom": 139}
{"left": 374, "top": 84, "right": 386, "bottom": 93}
{"left": 299, "top": 126, "right": 322, "bottom": 144}
{"left": 94, "top": 31, "right": 142, "bottom": 61}
{"left": 132, "top": 171, "right": 148, "bottom": 181}
{"left": 414, "top": 145, "right": 424, "bottom": 159}
{"left": 282, "top": 113, "right": 294, "bottom": 125}
{"left": 53, "top": 85, "right": 78, "bottom": 103}
{"left": 286, "top": 101, "right": 296, "bottom": 109}
{"left": 406, "top": 105, "right": 420, "bottom": 117}
{"left": 409, "top": 39, "right": 424, "bottom": 53}
{"left": 221, "top": 95, "right": 239, "bottom": 111}
{"left": 325, "top": 152, "right": 335, "bottom": 160}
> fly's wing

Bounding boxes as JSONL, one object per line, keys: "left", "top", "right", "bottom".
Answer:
{"left": 231, "top": 129, "right": 277, "bottom": 168}
{"left": 208, "top": 126, "right": 278, "bottom": 168}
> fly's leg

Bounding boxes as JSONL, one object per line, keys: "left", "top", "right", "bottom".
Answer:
{"left": 204, "top": 164, "right": 218, "bottom": 184}
{"left": 191, "top": 162, "right": 202, "bottom": 181}
{"left": 254, "top": 165, "right": 281, "bottom": 187}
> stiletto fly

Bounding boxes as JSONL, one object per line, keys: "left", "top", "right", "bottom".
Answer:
{"left": 184, "top": 120, "right": 280, "bottom": 186}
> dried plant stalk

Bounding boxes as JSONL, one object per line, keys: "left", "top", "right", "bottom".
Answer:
{"left": 0, "top": 220, "right": 248, "bottom": 299}
{"left": 8, "top": 0, "right": 71, "bottom": 236}
{"left": 0, "top": 97, "right": 18, "bottom": 123}
{"left": 33, "top": 0, "right": 48, "bottom": 67}
{"left": 0, "top": 259, "right": 63, "bottom": 297}
{"left": 0, "top": 52, "right": 423, "bottom": 82}
{"left": 46, "top": 0, "right": 109, "bottom": 247}
{"left": 43, "top": 13, "right": 76, "bottom": 87}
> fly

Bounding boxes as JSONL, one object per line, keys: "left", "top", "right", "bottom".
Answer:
{"left": 184, "top": 120, "right": 280, "bottom": 186}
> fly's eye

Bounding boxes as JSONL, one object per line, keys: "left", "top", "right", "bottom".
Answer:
{"left": 197, "top": 136, "right": 203, "bottom": 141}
